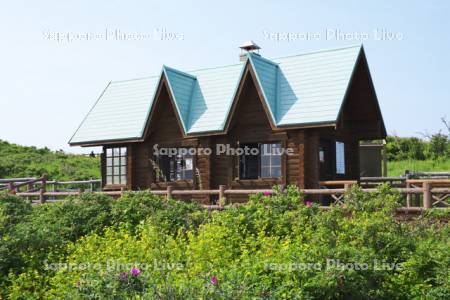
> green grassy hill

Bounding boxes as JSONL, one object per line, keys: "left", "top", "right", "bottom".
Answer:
{"left": 388, "top": 159, "right": 450, "bottom": 176}
{"left": 0, "top": 140, "right": 100, "bottom": 180}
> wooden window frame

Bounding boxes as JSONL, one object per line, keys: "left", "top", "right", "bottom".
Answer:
{"left": 335, "top": 140, "right": 346, "bottom": 176}
{"left": 235, "top": 140, "right": 285, "bottom": 181}
{"left": 152, "top": 145, "right": 196, "bottom": 184}
{"left": 103, "top": 146, "right": 128, "bottom": 189}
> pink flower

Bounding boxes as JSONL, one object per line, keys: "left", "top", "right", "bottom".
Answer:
{"left": 305, "top": 201, "right": 313, "bottom": 207}
{"left": 263, "top": 191, "right": 270, "bottom": 197}
{"left": 130, "top": 268, "right": 141, "bottom": 277}
{"left": 210, "top": 276, "right": 218, "bottom": 285}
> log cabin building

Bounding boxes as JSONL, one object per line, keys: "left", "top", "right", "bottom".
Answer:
{"left": 69, "top": 42, "right": 386, "bottom": 202}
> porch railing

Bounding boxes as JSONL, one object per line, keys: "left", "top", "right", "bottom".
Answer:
{"left": 1, "top": 177, "right": 449, "bottom": 212}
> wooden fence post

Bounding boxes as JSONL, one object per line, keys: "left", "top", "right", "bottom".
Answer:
{"left": 344, "top": 183, "right": 352, "bottom": 191}
{"left": 406, "top": 181, "right": 411, "bottom": 208}
{"left": 90, "top": 178, "right": 95, "bottom": 192}
{"left": 166, "top": 186, "right": 173, "bottom": 200}
{"left": 39, "top": 175, "right": 47, "bottom": 204}
{"left": 219, "top": 185, "right": 226, "bottom": 205}
{"left": 423, "top": 181, "right": 432, "bottom": 209}
{"left": 8, "top": 182, "right": 16, "bottom": 194}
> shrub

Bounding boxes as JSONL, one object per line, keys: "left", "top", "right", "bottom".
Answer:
{"left": 0, "top": 192, "right": 32, "bottom": 234}
{"left": 19, "top": 185, "right": 447, "bottom": 299}
{"left": 386, "top": 134, "right": 450, "bottom": 162}
{"left": 2, "top": 187, "right": 448, "bottom": 299}
{"left": 428, "top": 133, "right": 450, "bottom": 159}
{"left": 111, "top": 190, "right": 208, "bottom": 235}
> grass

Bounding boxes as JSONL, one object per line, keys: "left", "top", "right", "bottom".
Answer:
{"left": 388, "top": 159, "right": 450, "bottom": 176}
{"left": 0, "top": 140, "right": 100, "bottom": 180}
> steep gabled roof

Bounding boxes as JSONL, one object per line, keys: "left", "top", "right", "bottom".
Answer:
{"left": 69, "top": 76, "right": 159, "bottom": 145}
{"left": 70, "top": 45, "right": 376, "bottom": 146}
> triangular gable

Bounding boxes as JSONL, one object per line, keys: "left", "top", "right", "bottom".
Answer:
{"left": 248, "top": 53, "right": 279, "bottom": 123}
{"left": 336, "top": 46, "right": 387, "bottom": 138}
{"left": 162, "top": 66, "right": 197, "bottom": 133}
{"left": 223, "top": 59, "right": 278, "bottom": 132}
{"left": 143, "top": 73, "right": 187, "bottom": 138}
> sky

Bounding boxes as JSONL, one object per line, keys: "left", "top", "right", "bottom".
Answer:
{"left": 0, "top": 0, "right": 449, "bottom": 154}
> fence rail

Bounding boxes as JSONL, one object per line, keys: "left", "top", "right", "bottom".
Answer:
{"left": 1, "top": 175, "right": 449, "bottom": 211}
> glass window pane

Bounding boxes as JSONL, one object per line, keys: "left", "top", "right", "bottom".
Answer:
{"left": 113, "top": 148, "right": 120, "bottom": 156}
{"left": 272, "top": 167, "right": 282, "bottom": 178}
{"left": 106, "top": 167, "right": 112, "bottom": 176}
{"left": 106, "top": 158, "right": 112, "bottom": 167}
{"left": 260, "top": 167, "right": 270, "bottom": 178}
{"left": 259, "top": 143, "right": 282, "bottom": 178}
{"left": 272, "top": 155, "right": 282, "bottom": 166}
{"left": 261, "top": 144, "right": 269, "bottom": 155}
{"left": 113, "top": 176, "right": 120, "bottom": 184}
{"left": 120, "top": 166, "right": 127, "bottom": 175}
{"left": 120, "top": 156, "right": 127, "bottom": 166}
{"left": 336, "top": 141, "right": 345, "bottom": 175}
{"left": 183, "top": 169, "right": 193, "bottom": 180}
{"left": 106, "top": 176, "right": 112, "bottom": 185}
{"left": 114, "top": 166, "right": 120, "bottom": 176}
{"left": 184, "top": 158, "right": 193, "bottom": 171}
{"left": 261, "top": 155, "right": 270, "bottom": 167}
{"left": 114, "top": 157, "right": 120, "bottom": 166}
{"left": 106, "top": 148, "right": 113, "bottom": 157}
{"left": 120, "top": 147, "right": 127, "bottom": 156}
{"left": 120, "top": 175, "right": 127, "bottom": 184}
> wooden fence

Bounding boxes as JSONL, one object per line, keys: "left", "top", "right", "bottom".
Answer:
{"left": 1, "top": 176, "right": 449, "bottom": 212}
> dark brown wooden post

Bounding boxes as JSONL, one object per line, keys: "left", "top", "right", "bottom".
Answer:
{"left": 406, "top": 181, "right": 411, "bottom": 208}
{"left": 8, "top": 182, "right": 16, "bottom": 195}
{"left": 219, "top": 185, "right": 226, "bottom": 205}
{"left": 423, "top": 181, "right": 432, "bottom": 209}
{"left": 27, "top": 182, "right": 33, "bottom": 201}
{"left": 166, "top": 186, "right": 173, "bottom": 200}
{"left": 344, "top": 183, "right": 352, "bottom": 191}
{"left": 39, "top": 175, "right": 47, "bottom": 204}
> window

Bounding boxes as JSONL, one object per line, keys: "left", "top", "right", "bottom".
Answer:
{"left": 105, "top": 147, "right": 127, "bottom": 185}
{"left": 155, "top": 148, "right": 194, "bottom": 182}
{"left": 260, "top": 143, "right": 282, "bottom": 178}
{"left": 239, "top": 143, "right": 259, "bottom": 179}
{"left": 239, "top": 143, "right": 282, "bottom": 179}
{"left": 335, "top": 141, "right": 345, "bottom": 175}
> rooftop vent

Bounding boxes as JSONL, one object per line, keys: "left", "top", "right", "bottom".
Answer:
{"left": 239, "top": 40, "right": 261, "bottom": 61}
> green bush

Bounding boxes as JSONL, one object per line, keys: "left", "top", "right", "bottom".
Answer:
{"left": 1, "top": 187, "right": 448, "bottom": 299}
{"left": 428, "top": 133, "right": 450, "bottom": 159}
{"left": 111, "top": 190, "right": 209, "bottom": 235}
{"left": 0, "top": 191, "right": 33, "bottom": 234}
{"left": 386, "top": 135, "right": 450, "bottom": 162}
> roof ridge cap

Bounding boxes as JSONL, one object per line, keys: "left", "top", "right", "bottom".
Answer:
{"left": 271, "top": 44, "right": 362, "bottom": 61}
{"left": 163, "top": 65, "right": 197, "bottom": 80}
{"left": 249, "top": 52, "right": 279, "bottom": 66}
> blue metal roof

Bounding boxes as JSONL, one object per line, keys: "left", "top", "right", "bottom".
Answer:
{"left": 70, "top": 45, "right": 364, "bottom": 145}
